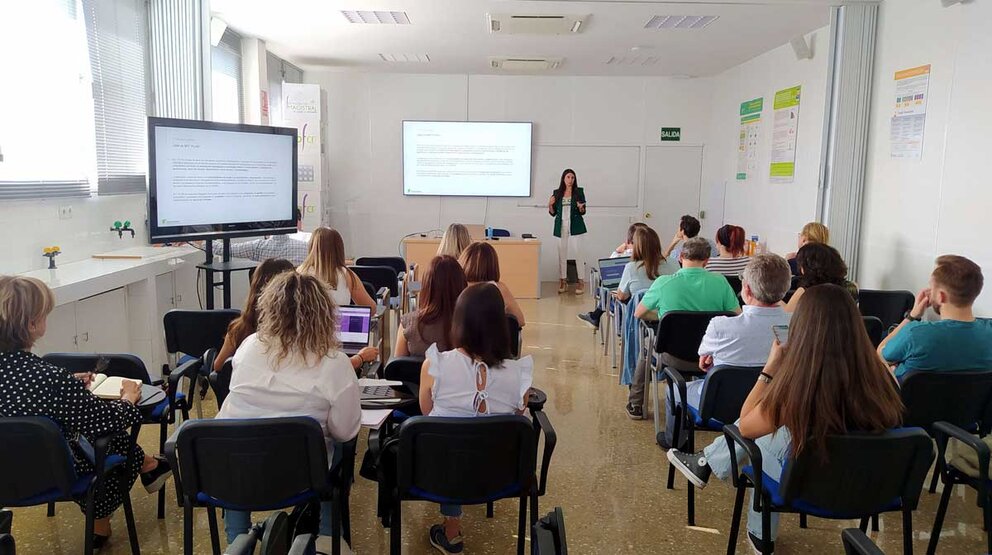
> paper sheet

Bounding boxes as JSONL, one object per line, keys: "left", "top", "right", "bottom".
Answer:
{"left": 358, "top": 378, "right": 403, "bottom": 387}
{"left": 361, "top": 409, "right": 393, "bottom": 429}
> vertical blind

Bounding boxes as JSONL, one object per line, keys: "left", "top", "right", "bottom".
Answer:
{"left": 147, "top": 0, "right": 203, "bottom": 120}
{"left": 265, "top": 52, "right": 304, "bottom": 125}
{"left": 84, "top": 0, "right": 148, "bottom": 195}
{"left": 211, "top": 28, "right": 244, "bottom": 124}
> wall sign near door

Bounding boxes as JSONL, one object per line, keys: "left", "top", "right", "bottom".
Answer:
{"left": 660, "top": 127, "right": 681, "bottom": 141}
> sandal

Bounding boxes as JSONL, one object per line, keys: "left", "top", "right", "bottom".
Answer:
{"left": 558, "top": 280, "right": 567, "bottom": 294}
{"left": 575, "top": 281, "right": 585, "bottom": 295}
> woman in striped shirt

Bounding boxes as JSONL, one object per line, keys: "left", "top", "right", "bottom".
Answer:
{"left": 706, "top": 224, "right": 750, "bottom": 276}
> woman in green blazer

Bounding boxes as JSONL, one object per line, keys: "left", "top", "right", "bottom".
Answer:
{"left": 547, "top": 168, "right": 587, "bottom": 294}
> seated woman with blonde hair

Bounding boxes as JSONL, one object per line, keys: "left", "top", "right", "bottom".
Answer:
{"left": 298, "top": 227, "right": 376, "bottom": 310}
{"left": 787, "top": 222, "right": 829, "bottom": 275}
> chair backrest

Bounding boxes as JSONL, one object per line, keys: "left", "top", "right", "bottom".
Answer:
{"left": 532, "top": 507, "right": 568, "bottom": 555}
{"left": 396, "top": 416, "right": 537, "bottom": 504}
{"left": 209, "top": 356, "right": 234, "bottom": 410}
{"left": 172, "top": 417, "right": 330, "bottom": 510}
{"left": 492, "top": 228, "right": 511, "bottom": 238}
{"left": 655, "top": 311, "right": 736, "bottom": 361}
{"left": 862, "top": 316, "right": 884, "bottom": 348}
{"left": 507, "top": 315, "right": 522, "bottom": 359}
{"left": 724, "top": 275, "right": 743, "bottom": 296}
{"left": 350, "top": 266, "right": 399, "bottom": 296}
{"left": 697, "top": 366, "right": 763, "bottom": 426}
{"left": 779, "top": 428, "right": 934, "bottom": 514}
{"left": 42, "top": 353, "right": 152, "bottom": 384}
{"left": 842, "top": 528, "right": 885, "bottom": 555}
{"left": 383, "top": 356, "right": 426, "bottom": 385}
{"left": 0, "top": 417, "right": 78, "bottom": 505}
{"left": 858, "top": 290, "right": 914, "bottom": 331}
{"left": 900, "top": 369, "right": 992, "bottom": 433}
{"left": 163, "top": 309, "right": 241, "bottom": 358}
{"left": 361, "top": 280, "right": 376, "bottom": 299}
{"left": 355, "top": 257, "right": 406, "bottom": 276}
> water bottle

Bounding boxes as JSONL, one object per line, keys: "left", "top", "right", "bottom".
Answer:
{"left": 486, "top": 226, "right": 493, "bottom": 240}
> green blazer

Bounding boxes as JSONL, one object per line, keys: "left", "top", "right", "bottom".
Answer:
{"left": 549, "top": 187, "right": 587, "bottom": 237}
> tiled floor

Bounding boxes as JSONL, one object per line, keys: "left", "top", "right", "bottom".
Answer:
{"left": 9, "top": 283, "right": 990, "bottom": 553}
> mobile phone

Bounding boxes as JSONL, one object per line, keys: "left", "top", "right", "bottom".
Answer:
{"left": 771, "top": 325, "right": 790, "bottom": 346}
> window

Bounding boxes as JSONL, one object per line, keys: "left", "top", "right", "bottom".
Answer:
{"left": 266, "top": 52, "right": 304, "bottom": 125}
{"left": 0, "top": 0, "right": 95, "bottom": 199}
{"left": 84, "top": 0, "right": 149, "bottom": 195}
{"left": 211, "top": 29, "right": 243, "bottom": 124}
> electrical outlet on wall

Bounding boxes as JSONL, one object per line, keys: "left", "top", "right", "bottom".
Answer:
{"left": 59, "top": 205, "right": 73, "bottom": 220}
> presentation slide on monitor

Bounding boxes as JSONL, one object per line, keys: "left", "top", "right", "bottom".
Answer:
{"left": 154, "top": 126, "right": 294, "bottom": 227}
{"left": 403, "top": 121, "right": 532, "bottom": 197}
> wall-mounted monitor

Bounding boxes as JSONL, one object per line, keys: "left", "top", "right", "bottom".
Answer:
{"left": 402, "top": 120, "right": 533, "bottom": 197}
{"left": 147, "top": 117, "right": 298, "bottom": 243}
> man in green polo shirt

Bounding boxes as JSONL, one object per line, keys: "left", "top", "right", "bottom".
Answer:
{"left": 627, "top": 237, "right": 741, "bottom": 419}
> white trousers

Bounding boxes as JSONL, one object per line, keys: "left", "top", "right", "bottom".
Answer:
{"left": 558, "top": 233, "right": 580, "bottom": 280}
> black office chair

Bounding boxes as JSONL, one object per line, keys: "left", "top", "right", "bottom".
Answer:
{"left": 382, "top": 356, "right": 425, "bottom": 387}
{"left": 0, "top": 417, "right": 141, "bottom": 555}
{"left": 351, "top": 265, "right": 399, "bottom": 309}
{"left": 508, "top": 314, "right": 523, "bottom": 359}
{"left": 900, "top": 369, "right": 992, "bottom": 494}
{"left": 664, "top": 365, "right": 763, "bottom": 525}
{"left": 648, "top": 311, "right": 736, "bottom": 446}
{"left": 928, "top": 421, "right": 992, "bottom": 555}
{"left": 42, "top": 353, "right": 182, "bottom": 519}
{"left": 163, "top": 309, "right": 240, "bottom": 419}
{"left": 859, "top": 289, "right": 915, "bottom": 333}
{"left": 492, "top": 228, "right": 511, "bottom": 238}
{"left": 204, "top": 348, "right": 233, "bottom": 410}
{"left": 0, "top": 510, "right": 12, "bottom": 555}
{"left": 863, "top": 316, "right": 885, "bottom": 348}
{"left": 165, "top": 417, "right": 355, "bottom": 555}
{"left": 843, "top": 528, "right": 885, "bottom": 555}
{"left": 355, "top": 256, "right": 407, "bottom": 278}
{"left": 532, "top": 507, "right": 567, "bottom": 555}
{"left": 723, "top": 424, "right": 933, "bottom": 555}
{"left": 724, "top": 275, "right": 744, "bottom": 306}
{"left": 380, "top": 414, "right": 557, "bottom": 555}
{"left": 226, "top": 511, "right": 318, "bottom": 555}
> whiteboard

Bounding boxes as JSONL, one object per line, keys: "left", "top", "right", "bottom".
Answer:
{"left": 520, "top": 145, "right": 640, "bottom": 208}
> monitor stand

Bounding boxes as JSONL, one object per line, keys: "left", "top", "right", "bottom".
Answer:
{"left": 197, "top": 239, "right": 258, "bottom": 309}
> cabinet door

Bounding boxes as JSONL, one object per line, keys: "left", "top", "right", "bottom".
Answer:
{"left": 173, "top": 263, "right": 200, "bottom": 310}
{"left": 76, "top": 288, "right": 129, "bottom": 354}
{"left": 32, "top": 303, "right": 78, "bottom": 356}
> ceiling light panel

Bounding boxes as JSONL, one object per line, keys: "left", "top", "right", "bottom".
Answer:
{"left": 644, "top": 15, "right": 718, "bottom": 30}
{"left": 605, "top": 55, "right": 659, "bottom": 67}
{"left": 341, "top": 10, "right": 410, "bottom": 24}
{"left": 378, "top": 53, "right": 431, "bottom": 63}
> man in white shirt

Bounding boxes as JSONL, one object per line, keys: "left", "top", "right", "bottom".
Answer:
{"left": 661, "top": 253, "right": 792, "bottom": 448}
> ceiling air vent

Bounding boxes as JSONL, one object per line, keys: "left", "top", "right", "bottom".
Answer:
{"left": 644, "top": 15, "right": 718, "bottom": 30}
{"left": 378, "top": 53, "right": 431, "bottom": 63}
{"left": 341, "top": 10, "right": 410, "bottom": 24}
{"left": 487, "top": 14, "right": 586, "bottom": 35}
{"left": 489, "top": 57, "right": 563, "bottom": 71}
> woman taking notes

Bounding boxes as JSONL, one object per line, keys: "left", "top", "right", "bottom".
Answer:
{"left": 547, "top": 168, "right": 587, "bottom": 294}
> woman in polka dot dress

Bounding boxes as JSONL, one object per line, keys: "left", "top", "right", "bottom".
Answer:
{"left": 0, "top": 276, "right": 173, "bottom": 549}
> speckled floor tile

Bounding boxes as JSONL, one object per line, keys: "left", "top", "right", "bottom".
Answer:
{"left": 7, "top": 283, "right": 989, "bottom": 553}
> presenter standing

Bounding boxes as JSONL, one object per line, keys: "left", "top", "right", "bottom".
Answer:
{"left": 548, "top": 169, "right": 587, "bottom": 294}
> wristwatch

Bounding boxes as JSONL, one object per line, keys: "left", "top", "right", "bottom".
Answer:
{"left": 904, "top": 311, "right": 921, "bottom": 322}
{"left": 758, "top": 372, "right": 774, "bottom": 384}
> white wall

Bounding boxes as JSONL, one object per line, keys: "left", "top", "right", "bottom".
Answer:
{"left": 0, "top": 194, "right": 149, "bottom": 275}
{"left": 859, "top": 0, "right": 992, "bottom": 314}
{"left": 306, "top": 72, "right": 715, "bottom": 280}
{"left": 699, "top": 27, "right": 829, "bottom": 256}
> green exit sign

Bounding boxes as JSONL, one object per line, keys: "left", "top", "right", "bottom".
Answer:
{"left": 661, "top": 127, "right": 681, "bottom": 141}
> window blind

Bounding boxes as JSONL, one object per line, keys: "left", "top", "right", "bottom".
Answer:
{"left": 211, "top": 28, "right": 244, "bottom": 124}
{"left": 84, "top": 0, "right": 149, "bottom": 195}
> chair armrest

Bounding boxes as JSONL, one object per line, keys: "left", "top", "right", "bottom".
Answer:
{"left": 225, "top": 533, "right": 258, "bottom": 555}
{"left": 91, "top": 433, "right": 113, "bottom": 475}
{"left": 934, "top": 420, "right": 991, "bottom": 481}
{"left": 841, "top": 528, "right": 884, "bottom": 555}
{"left": 168, "top": 356, "right": 201, "bottom": 402}
{"left": 722, "top": 424, "right": 763, "bottom": 498}
{"left": 663, "top": 366, "right": 689, "bottom": 448}
{"left": 287, "top": 534, "right": 315, "bottom": 555}
{"left": 164, "top": 423, "right": 188, "bottom": 497}
{"left": 533, "top": 410, "right": 558, "bottom": 496}
{"left": 376, "top": 287, "right": 390, "bottom": 305}
{"left": 330, "top": 438, "right": 358, "bottom": 487}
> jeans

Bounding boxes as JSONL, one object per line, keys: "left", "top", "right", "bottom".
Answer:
{"left": 663, "top": 379, "right": 704, "bottom": 447}
{"left": 440, "top": 503, "right": 462, "bottom": 518}
{"left": 703, "top": 425, "right": 792, "bottom": 543}
{"left": 628, "top": 354, "right": 698, "bottom": 407}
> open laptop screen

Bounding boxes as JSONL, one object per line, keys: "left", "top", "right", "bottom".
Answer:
{"left": 598, "top": 257, "right": 630, "bottom": 288}
{"left": 337, "top": 305, "right": 372, "bottom": 345}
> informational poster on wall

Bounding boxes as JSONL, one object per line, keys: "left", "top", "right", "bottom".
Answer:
{"left": 737, "top": 97, "right": 763, "bottom": 181}
{"left": 282, "top": 83, "right": 322, "bottom": 232}
{"left": 769, "top": 86, "right": 801, "bottom": 183}
{"left": 890, "top": 65, "right": 931, "bottom": 159}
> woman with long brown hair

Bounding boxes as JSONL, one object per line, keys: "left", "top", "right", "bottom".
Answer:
{"left": 667, "top": 284, "right": 904, "bottom": 553}
{"left": 218, "top": 271, "right": 361, "bottom": 545}
{"left": 395, "top": 255, "right": 467, "bottom": 357}
{"left": 298, "top": 227, "right": 376, "bottom": 310}
{"left": 459, "top": 241, "right": 526, "bottom": 327}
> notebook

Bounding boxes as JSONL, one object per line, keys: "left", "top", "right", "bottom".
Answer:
{"left": 337, "top": 305, "right": 372, "bottom": 356}
{"left": 88, "top": 375, "right": 143, "bottom": 400}
{"left": 598, "top": 256, "right": 630, "bottom": 289}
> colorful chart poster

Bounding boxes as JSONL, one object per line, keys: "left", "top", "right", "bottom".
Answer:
{"left": 737, "top": 98, "right": 763, "bottom": 181}
{"left": 890, "top": 65, "right": 931, "bottom": 159}
{"left": 282, "top": 83, "right": 322, "bottom": 231}
{"left": 769, "top": 86, "right": 801, "bottom": 183}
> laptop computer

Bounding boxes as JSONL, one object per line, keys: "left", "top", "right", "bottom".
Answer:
{"left": 337, "top": 305, "right": 372, "bottom": 356}
{"left": 598, "top": 256, "right": 630, "bottom": 289}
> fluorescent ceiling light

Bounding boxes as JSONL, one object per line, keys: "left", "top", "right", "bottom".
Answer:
{"left": 644, "top": 15, "right": 718, "bottom": 30}
{"left": 341, "top": 10, "right": 411, "bottom": 24}
{"left": 378, "top": 53, "right": 431, "bottom": 63}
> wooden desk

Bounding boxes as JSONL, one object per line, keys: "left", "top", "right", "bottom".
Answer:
{"left": 402, "top": 237, "right": 541, "bottom": 299}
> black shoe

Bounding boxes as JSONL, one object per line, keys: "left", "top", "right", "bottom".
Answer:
{"left": 92, "top": 534, "right": 110, "bottom": 550}
{"left": 667, "top": 450, "right": 712, "bottom": 489}
{"left": 428, "top": 524, "right": 464, "bottom": 554}
{"left": 576, "top": 313, "right": 599, "bottom": 329}
{"left": 625, "top": 403, "right": 643, "bottom": 420}
{"left": 656, "top": 433, "right": 673, "bottom": 450}
{"left": 747, "top": 531, "right": 774, "bottom": 554}
{"left": 140, "top": 455, "right": 172, "bottom": 494}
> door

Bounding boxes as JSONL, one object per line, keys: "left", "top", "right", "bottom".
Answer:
{"left": 173, "top": 264, "right": 200, "bottom": 310}
{"left": 32, "top": 302, "right": 78, "bottom": 355}
{"left": 75, "top": 289, "right": 129, "bottom": 354}
{"left": 642, "top": 146, "right": 704, "bottom": 240}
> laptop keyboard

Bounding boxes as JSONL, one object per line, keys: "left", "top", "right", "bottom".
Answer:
{"left": 361, "top": 385, "right": 395, "bottom": 397}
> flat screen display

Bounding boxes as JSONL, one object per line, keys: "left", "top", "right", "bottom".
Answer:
{"left": 402, "top": 120, "right": 532, "bottom": 197}
{"left": 147, "top": 117, "right": 297, "bottom": 243}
